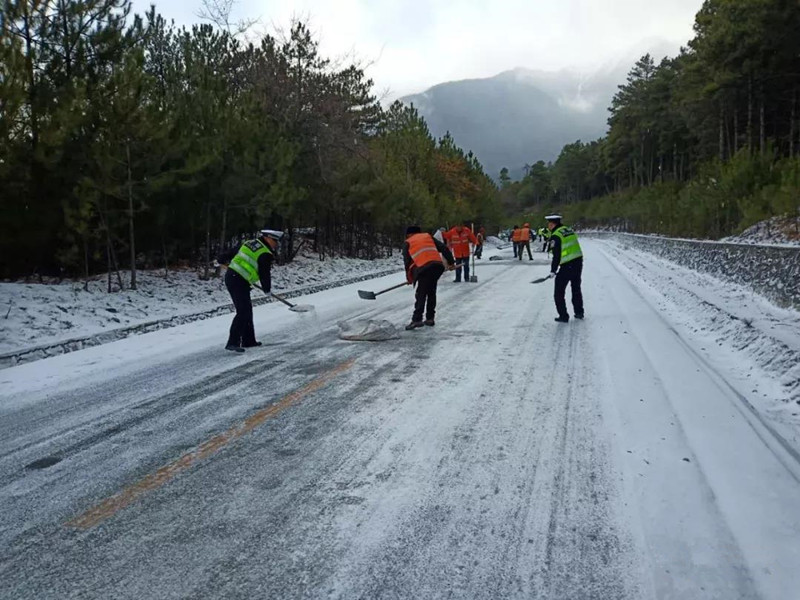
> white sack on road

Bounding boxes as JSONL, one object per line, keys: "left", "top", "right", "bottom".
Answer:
{"left": 338, "top": 319, "right": 399, "bottom": 342}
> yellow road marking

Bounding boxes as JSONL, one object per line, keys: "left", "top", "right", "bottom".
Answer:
{"left": 66, "top": 359, "right": 355, "bottom": 530}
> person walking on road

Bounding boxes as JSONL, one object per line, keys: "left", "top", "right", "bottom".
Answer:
{"left": 511, "top": 225, "right": 520, "bottom": 258}
{"left": 518, "top": 222, "right": 534, "bottom": 261}
{"left": 540, "top": 226, "right": 551, "bottom": 253}
{"left": 403, "top": 226, "right": 456, "bottom": 330}
{"left": 474, "top": 226, "right": 486, "bottom": 259}
{"left": 444, "top": 222, "right": 479, "bottom": 282}
{"left": 545, "top": 215, "right": 584, "bottom": 323}
{"left": 219, "top": 229, "right": 283, "bottom": 352}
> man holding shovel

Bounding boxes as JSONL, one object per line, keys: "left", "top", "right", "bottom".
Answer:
{"left": 219, "top": 229, "right": 283, "bottom": 352}
{"left": 518, "top": 222, "right": 534, "bottom": 261}
{"left": 443, "top": 222, "right": 479, "bottom": 282}
{"left": 545, "top": 215, "right": 584, "bottom": 323}
{"left": 474, "top": 226, "right": 486, "bottom": 259}
{"left": 402, "top": 226, "right": 455, "bottom": 330}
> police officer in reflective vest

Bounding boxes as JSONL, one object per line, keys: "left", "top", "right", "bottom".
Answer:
{"left": 546, "top": 215, "right": 584, "bottom": 323}
{"left": 220, "top": 229, "right": 283, "bottom": 352}
{"left": 403, "top": 226, "right": 455, "bottom": 330}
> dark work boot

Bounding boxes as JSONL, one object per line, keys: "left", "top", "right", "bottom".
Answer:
{"left": 225, "top": 344, "right": 245, "bottom": 353}
{"left": 574, "top": 313, "right": 584, "bottom": 320}
{"left": 405, "top": 321, "right": 424, "bottom": 331}
{"left": 424, "top": 319, "right": 435, "bottom": 327}
{"left": 242, "top": 341, "right": 263, "bottom": 347}
{"left": 554, "top": 316, "right": 569, "bottom": 323}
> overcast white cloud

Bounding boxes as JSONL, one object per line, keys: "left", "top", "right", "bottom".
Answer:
{"left": 133, "top": 0, "right": 702, "bottom": 99}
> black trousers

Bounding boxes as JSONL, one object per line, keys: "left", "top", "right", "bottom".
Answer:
{"left": 413, "top": 263, "right": 445, "bottom": 322}
{"left": 225, "top": 269, "right": 257, "bottom": 347}
{"left": 454, "top": 257, "right": 470, "bottom": 282}
{"left": 554, "top": 258, "right": 584, "bottom": 319}
{"left": 518, "top": 241, "right": 533, "bottom": 260}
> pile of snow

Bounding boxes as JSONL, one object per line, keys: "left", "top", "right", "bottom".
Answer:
{"left": 722, "top": 215, "right": 800, "bottom": 246}
{"left": 337, "top": 319, "right": 399, "bottom": 342}
{"left": 485, "top": 236, "right": 508, "bottom": 247}
{"left": 0, "top": 251, "right": 400, "bottom": 355}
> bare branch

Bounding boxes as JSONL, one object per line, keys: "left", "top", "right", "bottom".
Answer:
{"left": 197, "top": 0, "right": 259, "bottom": 38}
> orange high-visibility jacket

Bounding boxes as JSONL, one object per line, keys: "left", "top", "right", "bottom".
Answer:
{"left": 511, "top": 229, "right": 521, "bottom": 242}
{"left": 444, "top": 227, "right": 479, "bottom": 259}
{"left": 407, "top": 233, "right": 442, "bottom": 270}
{"left": 403, "top": 233, "right": 454, "bottom": 283}
{"left": 519, "top": 227, "right": 531, "bottom": 242}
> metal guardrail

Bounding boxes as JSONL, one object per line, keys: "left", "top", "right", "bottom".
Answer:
{"left": 0, "top": 267, "right": 403, "bottom": 370}
{"left": 585, "top": 232, "right": 800, "bottom": 310}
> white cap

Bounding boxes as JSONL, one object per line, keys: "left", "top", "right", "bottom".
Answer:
{"left": 545, "top": 214, "right": 563, "bottom": 221}
{"left": 259, "top": 229, "right": 284, "bottom": 240}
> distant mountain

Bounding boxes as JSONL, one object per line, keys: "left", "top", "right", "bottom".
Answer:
{"left": 401, "top": 39, "right": 679, "bottom": 180}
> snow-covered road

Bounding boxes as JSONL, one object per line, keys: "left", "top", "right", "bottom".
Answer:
{"left": 1, "top": 241, "right": 799, "bottom": 599}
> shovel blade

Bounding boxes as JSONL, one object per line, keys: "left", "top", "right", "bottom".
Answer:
{"left": 358, "top": 290, "right": 377, "bottom": 300}
{"left": 289, "top": 304, "right": 315, "bottom": 313}
{"left": 469, "top": 276, "right": 478, "bottom": 282}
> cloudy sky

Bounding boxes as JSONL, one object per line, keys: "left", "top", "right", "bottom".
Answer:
{"left": 131, "top": 0, "right": 703, "bottom": 99}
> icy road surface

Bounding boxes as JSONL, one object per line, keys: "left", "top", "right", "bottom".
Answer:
{"left": 1, "top": 241, "right": 799, "bottom": 599}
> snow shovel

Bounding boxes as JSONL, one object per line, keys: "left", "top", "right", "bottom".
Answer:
{"left": 271, "top": 292, "right": 315, "bottom": 313}
{"left": 469, "top": 253, "right": 478, "bottom": 283}
{"left": 531, "top": 275, "right": 551, "bottom": 284}
{"left": 252, "top": 283, "right": 315, "bottom": 312}
{"left": 358, "top": 282, "right": 409, "bottom": 300}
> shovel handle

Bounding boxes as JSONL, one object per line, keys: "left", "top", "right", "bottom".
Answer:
{"left": 373, "top": 282, "right": 410, "bottom": 297}
{"left": 271, "top": 292, "right": 296, "bottom": 308}
{"left": 252, "top": 282, "right": 296, "bottom": 308}
{"left": 358, "top": 281, "right": 409, "bottom": 300}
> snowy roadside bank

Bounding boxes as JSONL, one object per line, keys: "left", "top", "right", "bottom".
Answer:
{"left": 722, "top": 215, "right": 800, "bottom": 246}
{"left": 0, "top": 254, "right": 402, "bottom": 368}
{"left": 585, "top": 231, "right": 800, "bottom": 310}
{"left": 595, "top": 239, "right": 800, "bottom": 448}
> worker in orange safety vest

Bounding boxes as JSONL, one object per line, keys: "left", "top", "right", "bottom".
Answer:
{"left": 403, "top": 226, "right": 456, "bottom": 329}
{"left": 510, "top": 225, "right": 521, "bottom": 258}
{"left": 443, "top": 222, "right": 479, "bottom": 282}
{"left": 474, "top": 226, "right": 486, "bottom": 259}
{"left": 518, "top": 222, "right": 533, "bottom": 261}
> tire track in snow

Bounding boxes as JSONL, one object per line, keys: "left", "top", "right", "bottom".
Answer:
{"left": 323, "top": 264, "right": 641, "bottom": 599}
{"left": 595, "top": 241, "right": 800, "bottom": 478}
{"left": 1, "top": 256, "right": 644, "bottom": 599}
{"left": 586, "top": 242, "right": 794, "bottom": 599}
{"left": 526, "top": 322, "right": 640, "bottom": 600}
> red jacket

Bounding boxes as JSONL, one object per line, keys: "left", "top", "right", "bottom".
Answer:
{"left": 444, "top": 226, "right": 479, "bottom": 259}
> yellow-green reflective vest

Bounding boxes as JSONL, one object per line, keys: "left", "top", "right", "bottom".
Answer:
{"left": 229, "top": 239, "right": 272, "bottom": 284}
{"left": 553, "top": 226, "right": 583, "bottom": 265}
